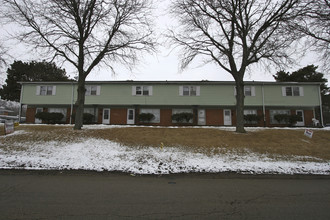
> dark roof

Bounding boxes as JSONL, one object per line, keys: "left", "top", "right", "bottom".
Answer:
{"left": 19, "top": 80, "right": 322, "bottom": 85}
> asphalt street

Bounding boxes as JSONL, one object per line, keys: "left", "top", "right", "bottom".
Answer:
{"left": 0, "top": 170, "right": 329, "bottom": 220}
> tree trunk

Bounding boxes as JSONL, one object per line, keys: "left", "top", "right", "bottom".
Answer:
{"left": 74, "top": 77, "right": 86, "bottom": 130}
{"left": 235, "top": 80, "right": 246, "bottom": 133}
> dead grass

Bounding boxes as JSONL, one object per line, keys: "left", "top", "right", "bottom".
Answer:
{"left": 1, "top": 125, "right": 330, "bottom": 161}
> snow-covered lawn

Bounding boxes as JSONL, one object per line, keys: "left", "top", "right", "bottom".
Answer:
{"left": 1, "top": 125, "right": 329, "bottom": 175}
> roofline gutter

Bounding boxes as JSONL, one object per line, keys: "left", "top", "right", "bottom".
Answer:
{"left": 17, "top": 81, "right": 324, "bottom": 86}
{"left": 318, "top": 86, "right": 324, "bottom": 127}
{"left": 18, "top": 84, "right": 24, "bottom": 123}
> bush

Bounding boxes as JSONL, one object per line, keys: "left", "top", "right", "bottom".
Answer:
{"left": 274, "top": 114, "right": 301, "bottom": 126}
{"left": 35, "top": 112, "right": 64, "bottom": 124}
{"left": 244, "top": 114, "right": 261, "bottom": 124}
{"left": 274, "top": 114, "right": 290, "bottom": 124}
{"left": 71, "top": 113, "right": 95, "bottom": 124}
{"left": 172, "top": 112, "right": 194, "bottom": 123}
{"left": 289, "top": 114, "right": 302, "bottom": 125}
{"left": 138, "top": 113, "right": 155, "bottom": 123}
{"left": 83, "top": 113, "right": 94, "bottom": 124}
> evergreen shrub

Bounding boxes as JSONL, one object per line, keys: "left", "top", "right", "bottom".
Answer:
{"left": 138, "top": 113, "right": 155, "bottom": 123}
{"left": 172, "top": 112, "right": 194, "bottom": 123}
{"left": 35, "top": 112, "right": 64, "bottom": 124}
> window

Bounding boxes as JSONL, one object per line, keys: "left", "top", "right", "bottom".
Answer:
{"left": 270, "top": 110, "right": 290, "bottom": 124}
{"left": 285, "top": 87, "right": 293, "bottom": 96}
{"left": 132, "top": 86, "right": 152, "bottom": 96}
{"left": 244, "top": 109, "right": 257, "bottom": 115}
{"left": 40, "top": 86, "right": 47, "bottom": 95}
{"left": 140, "top": 109, "right": 160, "bottom": 123}
{"left": 234, "top": 86, "right": 255, "bottom": 96}
{"left": 36, "top": 86, "right": 56, "bottom": 96}
{"left": 172, "top": 109, "right": 193, "bottom": 123}
{"left": 244, "top": 109, "right": 258, "bottom": 124}
{"left": 85, "top": 85, "right": 100, "bottom": 96}
{"left": 143, "top": 86, "right": 149, "bottom": 96}
{"left": 244, "top": 86, "right": 252, "bottom": 96}
{"left": 84, "top": 108, "right": 98, "bottom": 122}
{"left": 183, "top": 86, "right": 190, "bottom": 96}
{"left": 179, "top": 86, "right": 200, "bottom": 96}
{"left": 282, "top": 86, "right": 303, "bottom": 96}
{"left": 293, "top": 87, "right": 300, "bottom": 96}
{"left": 136, "top": 86, "right": 142, "bottom": 95}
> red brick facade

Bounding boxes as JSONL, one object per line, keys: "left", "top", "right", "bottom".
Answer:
{"left": 205, "top": 109, "right": 223, "bottom": 125}
{"left": 110, "top": 108, "right": 127, "bottom": 125}
{"left": 303, "top": 110, "right": 315, "bottom": 127}
{"left": 26, "top": 107, "right": 36, "bottom": 123}
{"left": 25, "top": 106, "right": 316, "bottom": 127}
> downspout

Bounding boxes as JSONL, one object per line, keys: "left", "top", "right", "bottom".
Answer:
{"left": 318, "top": 84, "right": 324, "bottom": 127}
{"left": 18, "top": 83, "right": 24, "bottom": 123}
{"left": 262, "top": 83, "right": 266, "bottom": 127}
{"left": 70, "top": 82, "right": 75, "bottom": 124}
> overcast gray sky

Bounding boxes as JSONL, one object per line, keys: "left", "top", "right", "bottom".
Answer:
{"left": 0, "top": 0, "right": 328, "bottom": 85}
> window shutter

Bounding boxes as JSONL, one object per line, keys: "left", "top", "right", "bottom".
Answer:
{"left": 96, "top": 86, "right": 101, "bottom": 95}
{"left": 251, "top": 86, "right": 256, "bottom": 96}
{"left": 132, "top": 86, "right": 136, "bottom": 96}
{"left": 299, "top": 87, "right": 304, "bottom": 96}
{"left": 36, "top": 86, "right": 40, "bottom": 95}
{"left": 234, "top": 86, "right": 237, "bottom": 96}
{"left": 282, "top": 87, "right": 286, "bottom": 96}
{"left": 149, "top": 86, "right": 153, "bottom": 96}
{"left": 179, "top": 86, "right": 183, "bottom": 96}
{"left": 52, "top": 86, "right": 56, "bottom": 95}
{"left": 196, "top": 86, "right": 200, "bottom": 96}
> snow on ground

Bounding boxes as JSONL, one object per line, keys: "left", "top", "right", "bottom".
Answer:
{"left": 0, "top": 136, "right": 329, "bottom": 175}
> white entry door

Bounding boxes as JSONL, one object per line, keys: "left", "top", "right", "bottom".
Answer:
{"left": 127, "top": 109, "right": 135, "bottom": 124}
{"left": 295, "top": 110, "right": 305, "bottom": 126}
{"left": 223, "top": 109, "right": 232, "bottom": 125}
{"left": 198, "top": 109, "right": 206, "bottom": 125}
{"left": 35, "top": 108, "right": 43, "bottom": 124}
{"left": 102, "top": 108, "right": 110, "bottom": 124}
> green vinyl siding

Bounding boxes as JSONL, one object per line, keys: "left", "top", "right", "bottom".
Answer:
{"left": 244, "top": 86, "right": 262, "bottom": 106}
{"left": 85, "top": 84, "right": 236, "bottom": 106}
{"left": 263, "top": 85, "right": 320, "bottom": 106}
{"left": 20, "top": 82, "right": 321, "bottom": 107}
{"left": 21, "top": 84, "right": 75, "bottom": 105}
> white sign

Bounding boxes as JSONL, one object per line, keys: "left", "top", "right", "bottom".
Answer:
{"left": 4, "top": 120, "right": 14, "bottom": 135}
{"left": 304, "top": 129, "right": 313, "bottom": 138}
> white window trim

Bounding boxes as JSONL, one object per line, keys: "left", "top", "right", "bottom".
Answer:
{"left": 132, "top": 86, "right": 153, "bottom": 96}
{"left": 179, "top": 86, "right": 200, "bottom": 96}
{"left": 36, "top": 86, "right": 56, "bottom": 96}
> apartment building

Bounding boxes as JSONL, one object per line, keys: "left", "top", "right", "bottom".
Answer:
{"left": 19, "top": 81, "right": 323, "bottom": 127}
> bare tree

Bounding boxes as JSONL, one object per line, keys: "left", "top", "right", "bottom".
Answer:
{"left": 2, "top": 0, "right": 155, "bottom": 129}
{"left": 0, "top": 42, "right": 8, "bottom": 68}
{"left": 169, "top": 0, "right": 303, "bottom": 133}
{"left": 290, "top": 0, "right": 330, "bottom": 71}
